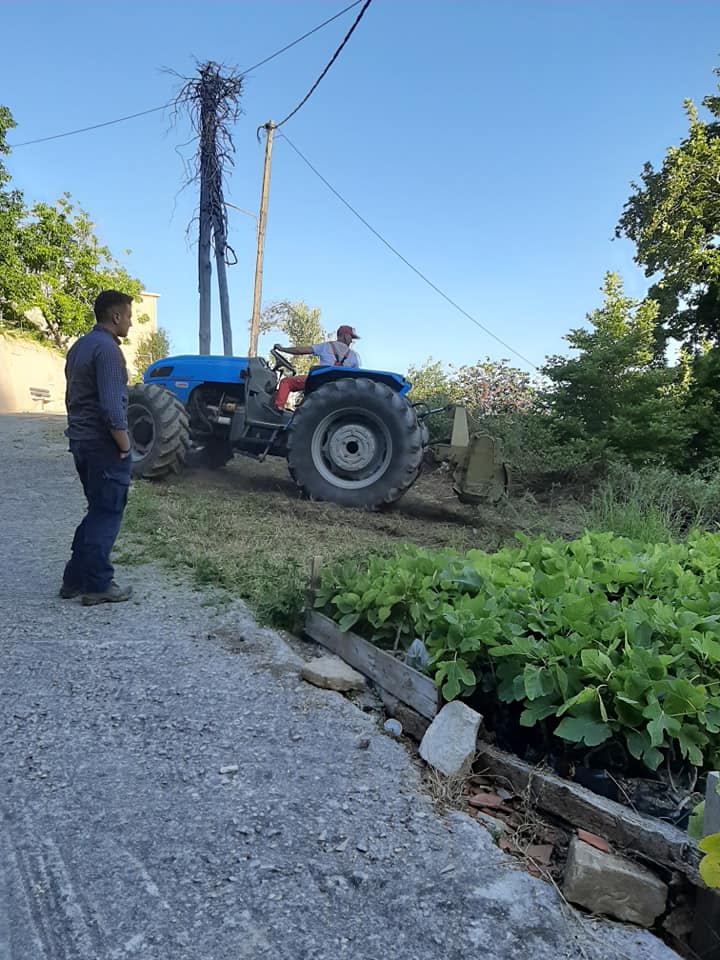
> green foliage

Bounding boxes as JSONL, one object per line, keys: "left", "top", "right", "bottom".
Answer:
{"left": 317, "top": 531, "right": 720, "bottom": 773}
{"left": 0, "top": 107, "right": 32, "bottom": 324}
{"left": 689, "top": 800, "right": 705, "bottom": 841}
{"left": 0, "top": 105, "right": 144, "bottom": 347}
{"left": 260, "top": 300, "right": 329, "bottom": 375}
{"left": 618, "top": 71, "right": 720, "bottom": 347}
{"left": 590, "top": 460, "right": 720, "bottom": 540}
{"left": 543, "top": 273, "right": 691, "bottom": 466}
{"left": 12, "top": 195, "right": 143, "bottom": 347}
{"left": 132, "top": 326, "right": 171, "bottom": 383}
{"left": 700, "top": 832, "right": 720, "bottom": 888}
{"left": 683, "top": 345, "right": 720, "bottom": 464}
{"left": 406, "top": 357, "right": 462, "bottom": 440}
{"left": 407, "top": 356, "right": 535, "bottom": 444}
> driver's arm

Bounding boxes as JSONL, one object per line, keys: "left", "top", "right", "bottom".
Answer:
{"left": 274, "top": 343, "right": 313, "bottom": 356}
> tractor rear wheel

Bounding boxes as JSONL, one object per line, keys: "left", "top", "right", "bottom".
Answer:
{"left": 287, "top": 378, "right": 423, "bottom": 507}
{"left": 128, "top": 383, "right": 190, "bottom": 479}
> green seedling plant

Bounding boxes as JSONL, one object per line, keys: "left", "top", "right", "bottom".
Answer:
{"left": 316, "top": 531, "right": 720, "bottom": 774}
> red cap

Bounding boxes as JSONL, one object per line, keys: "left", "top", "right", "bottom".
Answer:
{"left": 337, "top": 325, "right": 360, "bottom": 339}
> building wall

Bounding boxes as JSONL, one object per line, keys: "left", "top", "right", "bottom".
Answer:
{"left": 0, "top": 335, "right": 67, "bottom": 414}
{"left": 0, "top": 291, "right": 160, "bottom": 415}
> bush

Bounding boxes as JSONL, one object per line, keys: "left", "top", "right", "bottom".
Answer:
{"left": 590, "top": 460, "right": 720, "bottom": 539}
{"left": 317, "top": 532, "right": 720, "bottom": 773}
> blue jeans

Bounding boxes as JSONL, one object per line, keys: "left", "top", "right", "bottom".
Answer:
{"left": 63, "top": 440, "right": 132, "bottom": 593}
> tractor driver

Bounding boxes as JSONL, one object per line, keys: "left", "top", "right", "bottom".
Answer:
{"left": 269, "top": 325, "right": 361, "bottom": 413}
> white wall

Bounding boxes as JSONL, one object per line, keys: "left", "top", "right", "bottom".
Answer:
{"left": 0, "top": 335, "right": 66, "bottom": 414}
{"left": 0, "top": 291, "right": 161, "bottom": 415}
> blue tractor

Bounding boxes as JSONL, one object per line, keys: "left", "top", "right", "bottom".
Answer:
{"left": 127, "top": 349, "right": 429, "bottom": 508}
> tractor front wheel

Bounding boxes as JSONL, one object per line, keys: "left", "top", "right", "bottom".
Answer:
{"left": 287, "top": 378, "right": 423, "bottom": 508}
{"left": 128, "top": 383, "right": 190, "bottom": 479}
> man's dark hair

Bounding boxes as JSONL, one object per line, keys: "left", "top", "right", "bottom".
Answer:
{"left": 94, "top": 290, "right": 133, "bottom": 323}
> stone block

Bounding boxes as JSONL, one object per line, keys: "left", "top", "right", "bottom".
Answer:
{"left": 563, "top": 837, "right": 667, "bottom": 927}
{"left": 418, "top": 701, "right": 482, "bottom": 777}
{"left": 301, "top": 655, "right": 366, "bottom": 692}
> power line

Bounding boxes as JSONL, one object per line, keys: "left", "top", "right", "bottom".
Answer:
{"left": 275, "top": 0, "right": 374, "bottom": 129}
{"left": 245, "top": 0, "right": 365, "bottom": 75}
{"left": 278, "top": 134, "right": 539, "bottom": 371}
{"left": 9, "top": 0, "right": 366, "bottom": 148}
{"left": 11, "top": 104, "right": 172, "bottom": 147}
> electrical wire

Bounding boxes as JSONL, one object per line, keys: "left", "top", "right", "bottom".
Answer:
{"left": 9, "top": 0, "right": 366, "bottom": 148}
{"left": 279, "top": 133, "right": 539, "bottom": 370}
{"left": 244, "top": 0, "right": 364, "bottom": 75}
{"left": 11, "top": 104, "right": 172, "bottom": 148}
{"left": 274, "top": 0, "right": 373, "bottom": 129}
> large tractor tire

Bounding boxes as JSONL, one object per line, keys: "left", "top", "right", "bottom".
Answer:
{"left": 128, "top": 383, "right": 190, "bottom": 479}
{"left": 287, "top": 378, "right": 424, "bottom": 508}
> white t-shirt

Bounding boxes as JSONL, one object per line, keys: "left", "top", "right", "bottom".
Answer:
{"left": 312, "top": 340, "right": 361, "bottom": 368}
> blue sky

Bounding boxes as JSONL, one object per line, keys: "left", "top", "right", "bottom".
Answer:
{"left": 3, "top": 0, "right": 720, "bottom": 375}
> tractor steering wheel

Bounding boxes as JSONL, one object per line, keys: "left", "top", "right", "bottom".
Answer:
{"left": 271, "top": 347, "right": 297, "bottom": 377}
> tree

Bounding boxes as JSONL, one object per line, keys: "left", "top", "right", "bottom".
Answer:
{"left": 618, "top": 70, "right": 720, "bottom": 349}
{"left": 259, "top": 300, "right": 329, "bottom": 374}
{"left": 543, "top": 273, "right": 691, "bottom": 465}
{"left": 13, "top": 195, "right": 144, "bottom": 348}
{"left": 132, "top": 327, "right": 171, "bottom": 383}
{"left": 0, "top": 107, "right": 33, "bottom": 325}
{"left": 0, "top": 104, "right": 144, "bottom": 348}
{"left": 453, "top": 359, "right": 534, "bottom": 415}
{"left": 406, "top": 358, "right": 460, "bottom": 402}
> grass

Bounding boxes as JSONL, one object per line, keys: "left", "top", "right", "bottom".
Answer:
{"left": 117, "top": 455, "right": 585, "bottom": 629}
{"left": 589, "top": 460, "right": 720, "bottom": 540}
{"left": 118, "top": 451, "right": 720, "bottom": 630}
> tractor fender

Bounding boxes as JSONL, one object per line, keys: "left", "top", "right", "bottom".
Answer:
{"left": 304, "top": 366, "right": 411, "bottom": 397}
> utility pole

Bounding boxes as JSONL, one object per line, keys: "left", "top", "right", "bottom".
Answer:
{"left": 197, "top": 92, "right": 213, "bottom": 356}
{"left": 248, "top": 120, "right": 275, "bottom": 357}
{"left": 174, "top": 61, "right": 243, "bottom": 357}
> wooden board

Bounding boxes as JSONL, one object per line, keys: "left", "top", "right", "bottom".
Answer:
{"left": 304, "top": 611, "right": 439, "bottom": 720}
{"left": 476, "top": 741, "right": 702, "bottom": 885}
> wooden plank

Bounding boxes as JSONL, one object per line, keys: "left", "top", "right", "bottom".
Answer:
{"left": 304, "top": 611, "right": 439, "bottom": 720}
{"left": 476, "top": 741, "right": 702, "bottom": 885}
{"left": 306, "top": 557, "right": 322, "bottom": 607}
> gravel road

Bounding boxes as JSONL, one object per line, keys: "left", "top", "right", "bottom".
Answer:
{"left": 0, "top": 415, "right": 679, "bottom": 960}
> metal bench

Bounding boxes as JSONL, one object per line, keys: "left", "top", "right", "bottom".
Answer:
{"left": 29, "top": 387, "right": 52, "bottom": 406}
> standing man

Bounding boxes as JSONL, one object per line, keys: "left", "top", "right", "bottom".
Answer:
{"left": 61, "top": 290, "right": 134, "bottom": 605}
{"left": 271, "top": 325, "right": 361, "bottom": 411}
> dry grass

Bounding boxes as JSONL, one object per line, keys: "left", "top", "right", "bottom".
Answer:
{"left": 117, "top": 454, "right": 586, "bottom": 628}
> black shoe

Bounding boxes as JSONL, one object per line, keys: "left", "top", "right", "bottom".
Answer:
{"left": 81, "top": 582, "right": 133, "bottom": 606}
{"left": 59, "top": 583, "right": 82, "bottom": 599}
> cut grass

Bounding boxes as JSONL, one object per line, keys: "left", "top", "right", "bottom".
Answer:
{"left": 117, "top": 455, "right": 586, "bottom": 628}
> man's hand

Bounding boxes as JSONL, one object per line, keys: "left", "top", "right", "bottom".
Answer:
{"left": 111, "top": 427, "right": 132, "bottom": 458}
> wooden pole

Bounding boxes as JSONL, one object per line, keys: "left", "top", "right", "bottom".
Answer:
{"left": 307, "top": 555, "right": 322, "bottom": 609}
{"left": 198, "top": 97, "right": 213, "bottom": 356}
{"left": 212, "top": 208, "right": 233, "bottom": 356}
{"left": 248, "top": 120, "right": 275, "bottom": 357}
